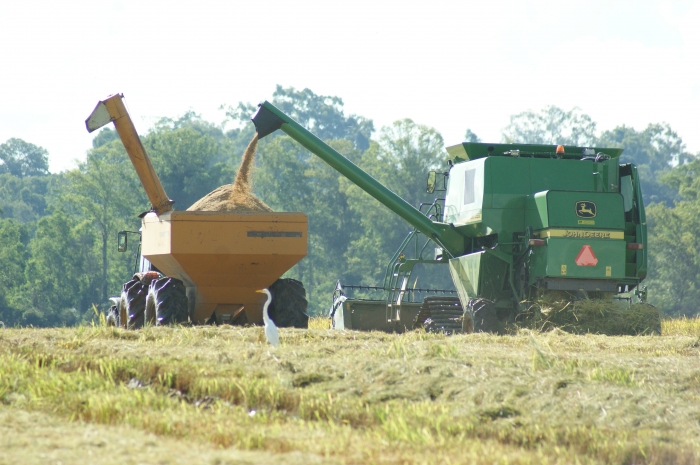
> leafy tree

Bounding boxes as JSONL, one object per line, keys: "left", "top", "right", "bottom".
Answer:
{"left": 600, "top": 123, "right": 693, "bottom": 206}
{"left": 502, "top": 106, "right": 597, "bottom": 146}
{"left": 464, "top": 129, "right": 481, "bottom": 143}
{"left": 645, "top": 200, "right": 700, "bottom": 316}
{"left": 0, "top": 173, "right": 52, "bottom": 222}
{"left": 55, "top": 140, "right": 146, "bottom": 302}
{"left": 224, "top": 85, "right": 374, "bottom": 151}
{"left": 0, "top": 219, "right": 29, "bottom": 325}
{"left": 0, "top": 138, "right": 50, "bottom": 177}
{"left": 144, "top": 126, "right": 233, "bottom": 210}
{"left": 92, "top": 128, "right": 120, "bottom": 148}
{"left": 19, "top": 210, "right": 98, "bottom": 326}
{"left": 662, "top": 155, "right": 700, "bottom": 201}
{"left": 343, "top": 119, "right": 447, "bottom": 287}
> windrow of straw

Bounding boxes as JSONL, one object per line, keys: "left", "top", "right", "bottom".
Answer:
{"left": 518, "top": 294, "right": 662, "bottom": 335}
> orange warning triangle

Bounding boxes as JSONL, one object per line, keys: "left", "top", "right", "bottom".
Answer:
{"left": 575, "top": 245, "right": 598, "bottom": 266}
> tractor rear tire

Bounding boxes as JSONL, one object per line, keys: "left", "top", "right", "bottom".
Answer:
{"left": 120, "top": 273, "right": 161, "bottom": 329}
{"left": 145, "top": 277, "right": 189, "bottom": 326}
{"left": 268, "top": 278, "right": 309, "bottom": 328}
{"left": 121, "top": 277, "right": 147, "bottom": 329}
{"left": 469, "top": 298, "right": 504, "bottom": 334}
{"left": 414, "top": 296, "right": 463, "bottom": 334}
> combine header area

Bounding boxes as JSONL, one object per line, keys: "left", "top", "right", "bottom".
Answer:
{"left": 252, "top": 101, "right": 654, "bottom": 334}
{"left": 86, "top": 94, "right": 309, "bottom": 329}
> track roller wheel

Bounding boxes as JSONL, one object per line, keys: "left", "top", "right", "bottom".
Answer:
{"left": 413, "top": 296, "right": 463, "bottom": 334}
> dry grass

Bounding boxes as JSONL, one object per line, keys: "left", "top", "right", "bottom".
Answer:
{"left": 662, "top": 315, "right": 700, "bottom": 336}
{"left": 518, "top": 295, "right": 662, "bottom": 336}
{"left": 1, "top": 320, "right": 699, "bottom": 464}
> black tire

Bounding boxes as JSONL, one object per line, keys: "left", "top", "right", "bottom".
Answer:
{"left": 267, "top": 278, "right": 309, "bottom": 328}
{"left": 145, "top": 277, "right": 189, "bottom": 326}
{"left": 413, "top": 296, "right": 463, "bottom": 334}
{"left": 121, "top": 277, "right": 146, "bottom": 329}
{"left": 469, "top": 298, "right": 504, "bottom": 334}
{"left": 106, "top": 305, "right": 119, "bottom": 327}
{"left": 120, "top": 273, "right": 161, "bottom": 330}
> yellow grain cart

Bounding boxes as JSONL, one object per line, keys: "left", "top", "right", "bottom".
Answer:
{"left": 86, "top": 94, "right": 308, "bottom": 328}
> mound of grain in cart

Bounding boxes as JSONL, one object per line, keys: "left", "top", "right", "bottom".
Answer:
{"left": 187, "top": 134, "right": 272, "bottom": 213}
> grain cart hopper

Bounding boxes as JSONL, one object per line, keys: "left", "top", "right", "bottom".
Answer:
{"left": 252, "top": 101, "right": 651, "bottom": 333}
{"left": 86, "top": 94, "right": 308, "bottom": 328}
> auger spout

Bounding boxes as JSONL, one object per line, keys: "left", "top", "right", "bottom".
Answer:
{"left": 252, "top": 101, "right": 465, "bottom": 257}
{"left": 86, "top": 94, "right": 173, "bottom": 215}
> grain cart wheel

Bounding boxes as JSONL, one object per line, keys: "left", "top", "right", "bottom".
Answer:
{"left": 413, "top": 296, "right": 463, "bottom": 334}
{"left": 267, "top": 278, "right": 309, "bottom": 328}
{"left": 145, "top": 277, "right": 188, "bottom": 326}
{"left": 468, "top": 298, "right": 504, "bottom": 334}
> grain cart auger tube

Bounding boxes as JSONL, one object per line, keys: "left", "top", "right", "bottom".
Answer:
{"left": 87, "top": 94, "right": 309, "bottom": 330}
{"left": 252, "top": 101, "right": 658, "bottom": 335}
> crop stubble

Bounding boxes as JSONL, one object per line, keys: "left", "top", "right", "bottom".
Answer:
{"left": 1, "top": 321, "right": 699, "bottom": 464}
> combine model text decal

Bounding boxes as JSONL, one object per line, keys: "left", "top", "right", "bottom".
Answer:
{"left": 536, "top": 229, "right": 624, "bottom": 240}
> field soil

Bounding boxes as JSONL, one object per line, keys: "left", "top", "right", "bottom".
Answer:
{"left": 1, "top": 319, "right": 699, "bottom": 464}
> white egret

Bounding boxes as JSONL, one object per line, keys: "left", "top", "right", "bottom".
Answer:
{"left": 256, "top": 289, "right": 279, "bottom": 347}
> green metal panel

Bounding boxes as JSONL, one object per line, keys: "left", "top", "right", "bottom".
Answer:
{"left": 526, "top": 192, "right": 550, "bottom": 230}
{"left": 529, "top": 159, "right": 597, "bottom": 193}
{"left": 481, "top": 208, "right": 524, "bottom": 242}
{"left": 546, "top": 191, "right": 624, "bottom": 229}
{"left": 531, "top": 238, "right": 626, "bottom": 279}
{"left": 449, "top": 251, "right": 508, "bottom": 303}
{"left": 333, "top": 300, "right": 421, "bottom": 333}
{"left": 449, "top": 253, "right": 480, "bottom": 305}
{"left": 487, "top": 157, "right": 530, "bottom": 209}
{"left": 446, "top": 142, "right": 623, "bottom": 164}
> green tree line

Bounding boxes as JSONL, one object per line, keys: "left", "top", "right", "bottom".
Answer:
{"left": 1, "top": 88, "right": 698, "bottom": 326}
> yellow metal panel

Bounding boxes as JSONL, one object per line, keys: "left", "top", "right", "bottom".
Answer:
{"left": 140, "top": 210, "right": 308, "bottom": 323}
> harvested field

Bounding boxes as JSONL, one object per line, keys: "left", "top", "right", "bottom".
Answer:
{"left": 1, "top": 319, "right": 699, "bottom": 464}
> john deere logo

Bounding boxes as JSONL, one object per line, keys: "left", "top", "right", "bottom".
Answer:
{"left": 576, "top": 201, "right": 596, "bottom": 218}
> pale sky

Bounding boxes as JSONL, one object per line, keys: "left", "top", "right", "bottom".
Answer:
{"left": 1, "top": 0, "right": 698, "bottom": 173}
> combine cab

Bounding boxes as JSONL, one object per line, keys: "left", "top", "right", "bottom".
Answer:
{"left": 252, "top": 102, "right": 653, "bottom": 334}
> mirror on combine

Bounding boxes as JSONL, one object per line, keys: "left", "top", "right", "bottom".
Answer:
{"left": 118, "top": 231, "right": 128, "bottom": 252}
{"left": 426, "top": 171, "right": 437, "bottom": 194}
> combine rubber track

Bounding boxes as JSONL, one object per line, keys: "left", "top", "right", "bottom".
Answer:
{"left": 414, "top": 296, "right": 463, "bottom": 334}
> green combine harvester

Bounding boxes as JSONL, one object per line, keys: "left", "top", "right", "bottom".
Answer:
{"left": 252, "top": 102, "right": 654, "bottom": 334}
